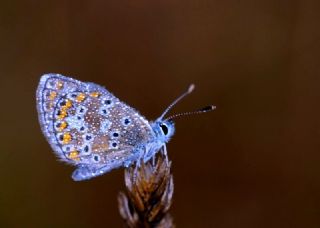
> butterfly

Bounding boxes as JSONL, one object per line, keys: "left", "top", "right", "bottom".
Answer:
{"left": 36, "top": 74, "right": 214, "bottom": 181}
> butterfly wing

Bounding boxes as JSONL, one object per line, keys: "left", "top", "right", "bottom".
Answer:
{"left": 36, "top": 74, "right": 154, "bottom": 180}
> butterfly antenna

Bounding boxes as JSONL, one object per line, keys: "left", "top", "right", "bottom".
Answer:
{"left": 159, "top": 84, "right": 195, "bottom": 120}
{"left": 165, "top": 105, "right": 216, "bottom": 121}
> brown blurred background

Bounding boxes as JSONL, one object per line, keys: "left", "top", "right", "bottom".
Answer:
{"left": 0, "top": 0, "right": 320, "bottom": 227}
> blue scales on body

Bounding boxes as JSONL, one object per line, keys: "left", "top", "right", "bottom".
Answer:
{"left": 36, "top": 74, "right": 214, "bottom": 181}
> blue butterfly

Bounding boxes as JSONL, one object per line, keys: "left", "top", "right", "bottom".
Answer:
{"left": 36, "top": 74, "right": 214, "bottom": 181}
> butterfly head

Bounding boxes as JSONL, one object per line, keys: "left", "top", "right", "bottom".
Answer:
{"left": 151, "top": 119, "right": 175, "bottom": 143}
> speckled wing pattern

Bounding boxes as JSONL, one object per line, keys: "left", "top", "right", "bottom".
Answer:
{"left": 36, "top": 74, "right": 154, "bottom": 180}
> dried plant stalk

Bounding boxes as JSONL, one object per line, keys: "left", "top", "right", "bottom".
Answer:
{"left": 118, "top": 153, "right": 174, "bottom": 228}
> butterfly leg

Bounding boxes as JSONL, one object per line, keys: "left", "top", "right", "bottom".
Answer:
{"left": 131, "top": 150, "right": 144, "bottom": 181}
{"left": 151, "top": 155, "right": 156, "bottom": 166}
{"left": 162, "top": 144, "right": 169, "bottom": 165}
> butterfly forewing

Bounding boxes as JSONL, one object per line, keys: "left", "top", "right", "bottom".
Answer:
{"left": 36, "top": 74, "right": 154, "bottom": 175}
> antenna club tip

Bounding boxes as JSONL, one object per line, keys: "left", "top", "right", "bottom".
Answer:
{"left": 200, "top": 105, "right": 216, "bottom": 112}
{"left": 188, "top": 84, "right": 195, "bottom": 93}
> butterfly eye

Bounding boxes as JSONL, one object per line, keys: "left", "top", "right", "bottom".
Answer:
{"left": 160, "top": 123, "right": 168, "bottom": 135}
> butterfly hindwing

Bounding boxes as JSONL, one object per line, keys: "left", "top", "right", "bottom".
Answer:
{"left": 37, "top": 74, "right": 84, "bottom": 161}
{"left": 37, "top": 74, "right": 154, "bottom": 179}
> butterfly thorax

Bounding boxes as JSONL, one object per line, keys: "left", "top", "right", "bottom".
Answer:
{"left": 137, "top": 119, "right": 174, "bottom": 163}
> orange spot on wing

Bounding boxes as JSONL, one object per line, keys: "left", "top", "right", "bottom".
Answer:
{"left": 46, "top": 102, "right": 53, "bottom": 110}
{"left": 62, "top": 132, "right": 72, "bottom": 144}
{"left": 68, "top": 150, "right": 80, "bottom": 161}
{"left": 49, "top": 91, "right": 57, "bottom": 100}
{"left": 56, "top": 81, "right": 64, "bottom": 90}
{"left": 76, "top": 93, "right": 86, "bottom": 102}
{"left": 58, "top": 121, "right": 67, "bottom": 131}
{"left": 57, "top": 100, "right": 72, "bottom": 120}
{"left": 65, "top": 99, "right": 72, "bottom": 108}
{"left": 57, "top": 110, "right": 68, "bottom": 120}
{"left": 90, "top": 92, "right": 101, "bottom": 98}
